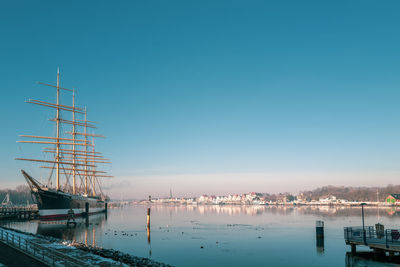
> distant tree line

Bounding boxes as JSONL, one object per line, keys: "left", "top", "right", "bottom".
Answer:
{"left": 261, "top": 192, "right": 297, "bottom": 202}
{"left": 258, "top": 185, "right": 400, "bottom": 202}
{"left": 299, "top": 185, "right": 400, "bottom": 202}
{"left": 0, "top": 185, "right": 33, "bottom": 205}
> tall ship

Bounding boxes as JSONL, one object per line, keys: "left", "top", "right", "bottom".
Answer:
{"left": 16, "top": 69, "right": 112, "bottom": 220}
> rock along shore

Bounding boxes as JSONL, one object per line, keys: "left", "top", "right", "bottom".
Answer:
{"left": 71, "top": 242, "right": 174, "bottom": 267}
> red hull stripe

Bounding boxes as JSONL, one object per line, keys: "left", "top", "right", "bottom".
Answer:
{"left": 39, "top": 210, "right": 105, "bottom": 220}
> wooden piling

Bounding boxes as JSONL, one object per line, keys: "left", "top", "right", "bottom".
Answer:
{"left": 351, "top": 244, "right": 357, "bottom": 254}
{"left": 85, "top": 202, "right": 89, "bottom": 217}
{"left": 147, "top": 208, "right": 150, "bottom": 229}
{"left": 147, "top": 208, "right": 151, "bottom": 244}
{"left": 66, "top": 209, "right": 77, "bottom": 227}
{"left": 316, "top": 220, "right": 325, "bottom": 253}
{"left": 316, "top": 221, "right": 324, "bottom": 239}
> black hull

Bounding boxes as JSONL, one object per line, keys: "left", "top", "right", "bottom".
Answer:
{"left": 33, "top": 189, "right": 106, "bottom": 219}
{"left": 21, "top": 170, "right": 107, "bottom": 219}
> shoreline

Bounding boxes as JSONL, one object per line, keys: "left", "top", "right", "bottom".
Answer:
{"left": 125, "top": 202, "right": 399, "bottom": 207}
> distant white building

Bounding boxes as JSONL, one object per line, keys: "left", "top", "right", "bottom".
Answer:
{"left": 244, "top": 192, "right": 257, "bottom": 202}
{"left": 198, "top": 195, "right": 209, "bottom": 203}
{"left": 319, "top": 195, "right": 337, "bottom": 203}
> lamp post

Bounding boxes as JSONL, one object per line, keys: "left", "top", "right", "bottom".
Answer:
{"left": 361, "top": 203, "right": 366, "bottom": 244}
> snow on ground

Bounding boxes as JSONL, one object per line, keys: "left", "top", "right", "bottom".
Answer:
{"left": 0, "top": 227, "right": 128, "bottom": 266}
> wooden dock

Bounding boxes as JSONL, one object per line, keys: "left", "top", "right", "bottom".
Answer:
{"left": 344, "top": 226, "right": 400, "bottom": 254}
{"left": 0, "top": 207, "right": 38, "bottom": 220}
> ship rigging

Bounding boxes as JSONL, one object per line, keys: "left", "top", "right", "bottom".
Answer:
{"left": 15, "top": 69, "right": 111, "bottom": 219}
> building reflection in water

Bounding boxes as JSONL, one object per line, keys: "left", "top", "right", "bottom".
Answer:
{"left": 149, "top": 204, "right": 400, "bottom": 218}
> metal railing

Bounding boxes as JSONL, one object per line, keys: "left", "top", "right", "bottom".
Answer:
{"left": 0, "top": 227, "right": 89, "bottom": 267}
{"left": 344, "top": 226, "right": 400, "bottom": 248}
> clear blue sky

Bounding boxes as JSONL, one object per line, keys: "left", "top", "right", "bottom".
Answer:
{"left": 1, "top": 1, "right": 400, "bottom": 198}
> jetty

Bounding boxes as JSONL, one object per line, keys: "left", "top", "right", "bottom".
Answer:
{"left": 0, "top": 206, "right": 38, "bottom": 220}
{"left": 344, "top": 226, "right": 400, "bottom": 255}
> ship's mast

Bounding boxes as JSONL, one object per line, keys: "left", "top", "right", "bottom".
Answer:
{"left": 92, "top": 138, "right": 96, "bottom": 196}
{"left": 56, "top": 68, "right": 60, "bottom": 190}
{"left": 16, "top": 69, "right": 113, "bottom": 196}
{"left": 84, "top": 108, "right": 88, "bottom": 195}
{"left": 72, "top": 89, "right": 76, "bottom": 194}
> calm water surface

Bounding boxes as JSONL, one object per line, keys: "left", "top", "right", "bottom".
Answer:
{"left": 3, "top": 205, "right": 400, "bottom": 267}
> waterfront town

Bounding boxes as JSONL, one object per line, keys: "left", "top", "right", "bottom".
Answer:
{"left": 2, "top": 1, "right": 400, "bottom": 266}
{"left": 133, "top": 192, "right": 400, "bottom": 206}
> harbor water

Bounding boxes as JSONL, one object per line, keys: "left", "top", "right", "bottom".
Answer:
{"left": 2, "top": 205, "right": 400, "bottom": 267}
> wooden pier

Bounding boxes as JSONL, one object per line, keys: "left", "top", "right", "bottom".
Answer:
{"left": 344, "top": 226, "right": 400, "bottom": 254}
{"left": 0, "top": 207, "right": 38, "bottom": 220}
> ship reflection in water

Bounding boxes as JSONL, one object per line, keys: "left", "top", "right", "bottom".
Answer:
{"left": 3, "top": 205, "right": 400, "bottom": 267}
{"left": 36, "top": 213, "right": 107, "bottom": 246}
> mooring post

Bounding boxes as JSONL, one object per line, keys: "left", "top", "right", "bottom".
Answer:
{"left": 85, "top": 202, "right": 89, "bottom": 217}
{"left": 316, "top": 220, "right": 324, "bottom": 253}
{"left": 147, "top": 208, "right": 151, "bottom": 244}
{"left": 147, "top": 208, "right": 151, "bottom": 229}
{"left": 389, "top": 251, "right": 395, "bottom": 258}
{"left": 351, "top": 244, "right": 356, "bottom": 254}
{"left": 67, "top": 209, "right": 76, "bottom": 228}
{"left": 316, "top": 220, "right": 324, "bottom": 238}
{"left": 361, "top": 203, "right": 367, "bottom": 244}
{"left": 373, "top": 248, "right": 385, "bottom": 260}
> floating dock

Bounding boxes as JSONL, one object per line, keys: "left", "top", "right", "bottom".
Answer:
{"left": 344, "top": 226, "right": 400, "bottom": 254}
